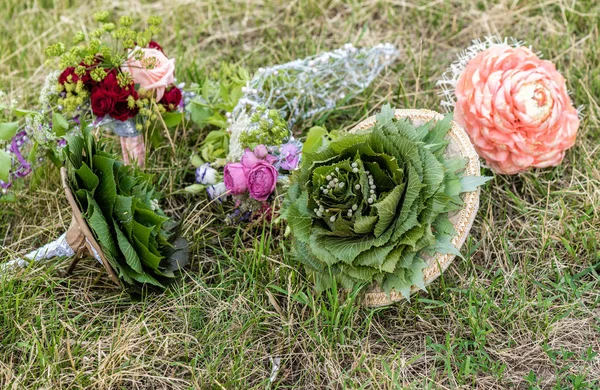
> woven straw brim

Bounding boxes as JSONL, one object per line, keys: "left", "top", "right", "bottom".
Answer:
{"left": 350, "top": 109, "right": 481, "bottom": 307}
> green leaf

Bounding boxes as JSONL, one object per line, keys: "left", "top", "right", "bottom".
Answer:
{"left": 409, "top": 258, "right": 428, "bottom": 291}
{"left": 0, "top": 150, "right": 11, "bottom": 182}
{"left": 86, "top": 198, "right": 119, "bottom": 260}
{"left": 460, "top": 176, "right": 493, "bottom": 192}
{"left": 162, "top": 111, "right": 183, "bottom": 128}
{"left": 75, "top": 162, "right": 99, "bottom": 192}
{"left": 0, "top": 122, "right": 19, "bottom": 141}
{"left": 382, "top": 268, "right": 411, "bottom": 299}
{"left": 354, "top": 215, "right": 378, "bottom": 234}
{"left": 133, "top": 236, "right": 163, "bottom": 270}
{"left": 92, "top": 155, "right": 117, "bottom": 216}
{"left": 303, "top": 126, "right": 329, "bottom": 154}
{"left": 114, "top": 222, "right": 143, "bottom": 274}
{"left": 373, "top": 184, "right": 403, "bottom": 237}
{"left": 286, "top": 192, "right": 312, "bottom": 243}
{"left": 52, "top": 112, "right": 69, "bottom": 137}
{"left": 355, "top": 245, "right": 395, "bottom": 267}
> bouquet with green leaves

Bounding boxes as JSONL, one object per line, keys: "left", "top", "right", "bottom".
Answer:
{"left": 283, "top": 105, "right": 489, "bottom": 298}
{"left": 64, "top": 126, "right": 187, "bottom": 291}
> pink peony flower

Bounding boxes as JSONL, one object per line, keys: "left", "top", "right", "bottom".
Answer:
{"left": 247, "top": 161, "right": 278, "bottom": 201}
{"left": 223, "top": 162, "right": 247, "bottom": 194}
{"left": 253, "top": 144, "right": 269, "bottom": 159}
{"left": 123, "top": 47, "right": 175, "bottom": 102}
{"left": 454, "top": 45, "right": 579, "bottom": 174}
{"left": 241, "top": 148, "right": 261, "bottom": 169}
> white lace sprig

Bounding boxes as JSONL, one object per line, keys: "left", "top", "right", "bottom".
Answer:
{"left": 437, "top": 36, "right": 527, "bottom": 112}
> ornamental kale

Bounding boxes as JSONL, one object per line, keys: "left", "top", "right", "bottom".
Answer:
{"left": 284, "top": 104, "right": 488, "bottom": 298}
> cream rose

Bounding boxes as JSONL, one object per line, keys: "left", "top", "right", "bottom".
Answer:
{"left": 123, "top": 47, "right": 175, "bottom": 102}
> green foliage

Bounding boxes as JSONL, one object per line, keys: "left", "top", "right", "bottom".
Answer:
{"left": 284, "top": 105, "right": 488, "bottom": 299}
{"left": 186, "top": 63, "right": 250, "bottom": 129}
{"left": 64, "top": 127, "right": 187, "bottom": 291}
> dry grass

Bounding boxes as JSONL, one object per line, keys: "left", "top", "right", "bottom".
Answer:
{"left": 1, "top": 0, "right": 600, "bottom": 388}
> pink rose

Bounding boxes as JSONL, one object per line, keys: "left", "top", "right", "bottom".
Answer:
{"left": 247, "top": 161, "right": 278, "bottom": 201}
{"left": 241, "top": 148, "right": 260, "bottom": 169}
{"left": 223, "top": 163, "right": 247, "bottom": 194}
{"left": 123, "top": 47, "right": 175, "bottom": 102}
{"left": 253, "top": 144, "right": 269, "bottom": 159}
{"left": 454, "top": 45, "right": 579, "bottom": 174}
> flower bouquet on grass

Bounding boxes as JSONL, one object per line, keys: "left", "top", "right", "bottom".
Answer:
{"left": 187, "top": 44, "right": 399, "bottom": 224}
{"left": 44, "top": 12, "right": 186, "bottom": 168}
{"left": 283, "top": 105, "right": 490, "bottom": 306}
{"left": 3, "top": 123, "right": 189, "bottom": 292}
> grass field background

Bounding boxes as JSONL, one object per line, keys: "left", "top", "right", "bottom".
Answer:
{"left": 1, "top": 0, "right": 599, "bottom": 388}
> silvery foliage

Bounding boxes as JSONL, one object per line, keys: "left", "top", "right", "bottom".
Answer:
{"left": 227, "top": 43, "right": 399, "bottom": 161}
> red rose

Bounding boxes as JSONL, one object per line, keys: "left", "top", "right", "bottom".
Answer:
{"left": 111, "top": 88, "right": 139, "bottom": 121}
{"left": 90, "top": 88, "right": 117, "bottom": 117}
{"left": 90, "top": 70, "right": 139, "bottom": 120}
{"left": 58, "top": 67, "right": 78, "bottom": 85}
{"left": 160, "top": 86, "right": 182, "bottom": 110}
{"left": 148, "top": 41, "right": 164, "bottom": 53}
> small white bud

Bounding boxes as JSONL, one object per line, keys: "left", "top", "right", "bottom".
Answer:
{"left": 352, "top": 168, "right": 358, "bottom": 173}
{"left": 352, "top": 204, "right": 358, "bottom": 211}
{"left": 338, "top": 182, "right": 345, "bottom": 188}
{"left": 355, "top": 184, "right": 360, "bottom": 190}
{"left": 330, "top": 215, "right": 336, "bottom": 222}
{"left": 326, "top": 175, "right": 332, "bottom": 181}
{"left": 351, "top": 162, "right": 358, "bottom": 168}
{"left": 368, "top": 198, "right": 374, "bottom": 204}
{"left": 323, "top": 189, "right": 329, "bottom": 195}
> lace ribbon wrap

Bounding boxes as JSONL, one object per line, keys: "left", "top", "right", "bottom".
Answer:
{"left": 1, "top": 233, "right": 102, "bottom": 275}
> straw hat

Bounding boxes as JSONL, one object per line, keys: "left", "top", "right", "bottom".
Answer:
{"left": 351, "top": 109, "right": 481, "bottom": 307}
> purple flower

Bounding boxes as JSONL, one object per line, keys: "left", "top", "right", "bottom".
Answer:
{"left": 207, "top": 182, "right": 227, "bottom": 201}
{"left": 279, "top": 142, "right": 301, "bottom": 171}
{"left": 247, "top": 161, "right": 278, "bottom": 201}
{"left": 223, "top": 162, "right": 248, "bottom": 194}
{"left": 10, "top": 131, "right": 32, "bottom": 178}
{"left": 196, "top": 163, "right": 217, "bottom": 185}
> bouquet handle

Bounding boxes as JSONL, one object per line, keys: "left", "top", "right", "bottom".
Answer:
{"left": 111, "top": 119, "right": 146, "bottom": 168}
{"left": 120, "top": 135, "right": 146, "bottom": 168}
